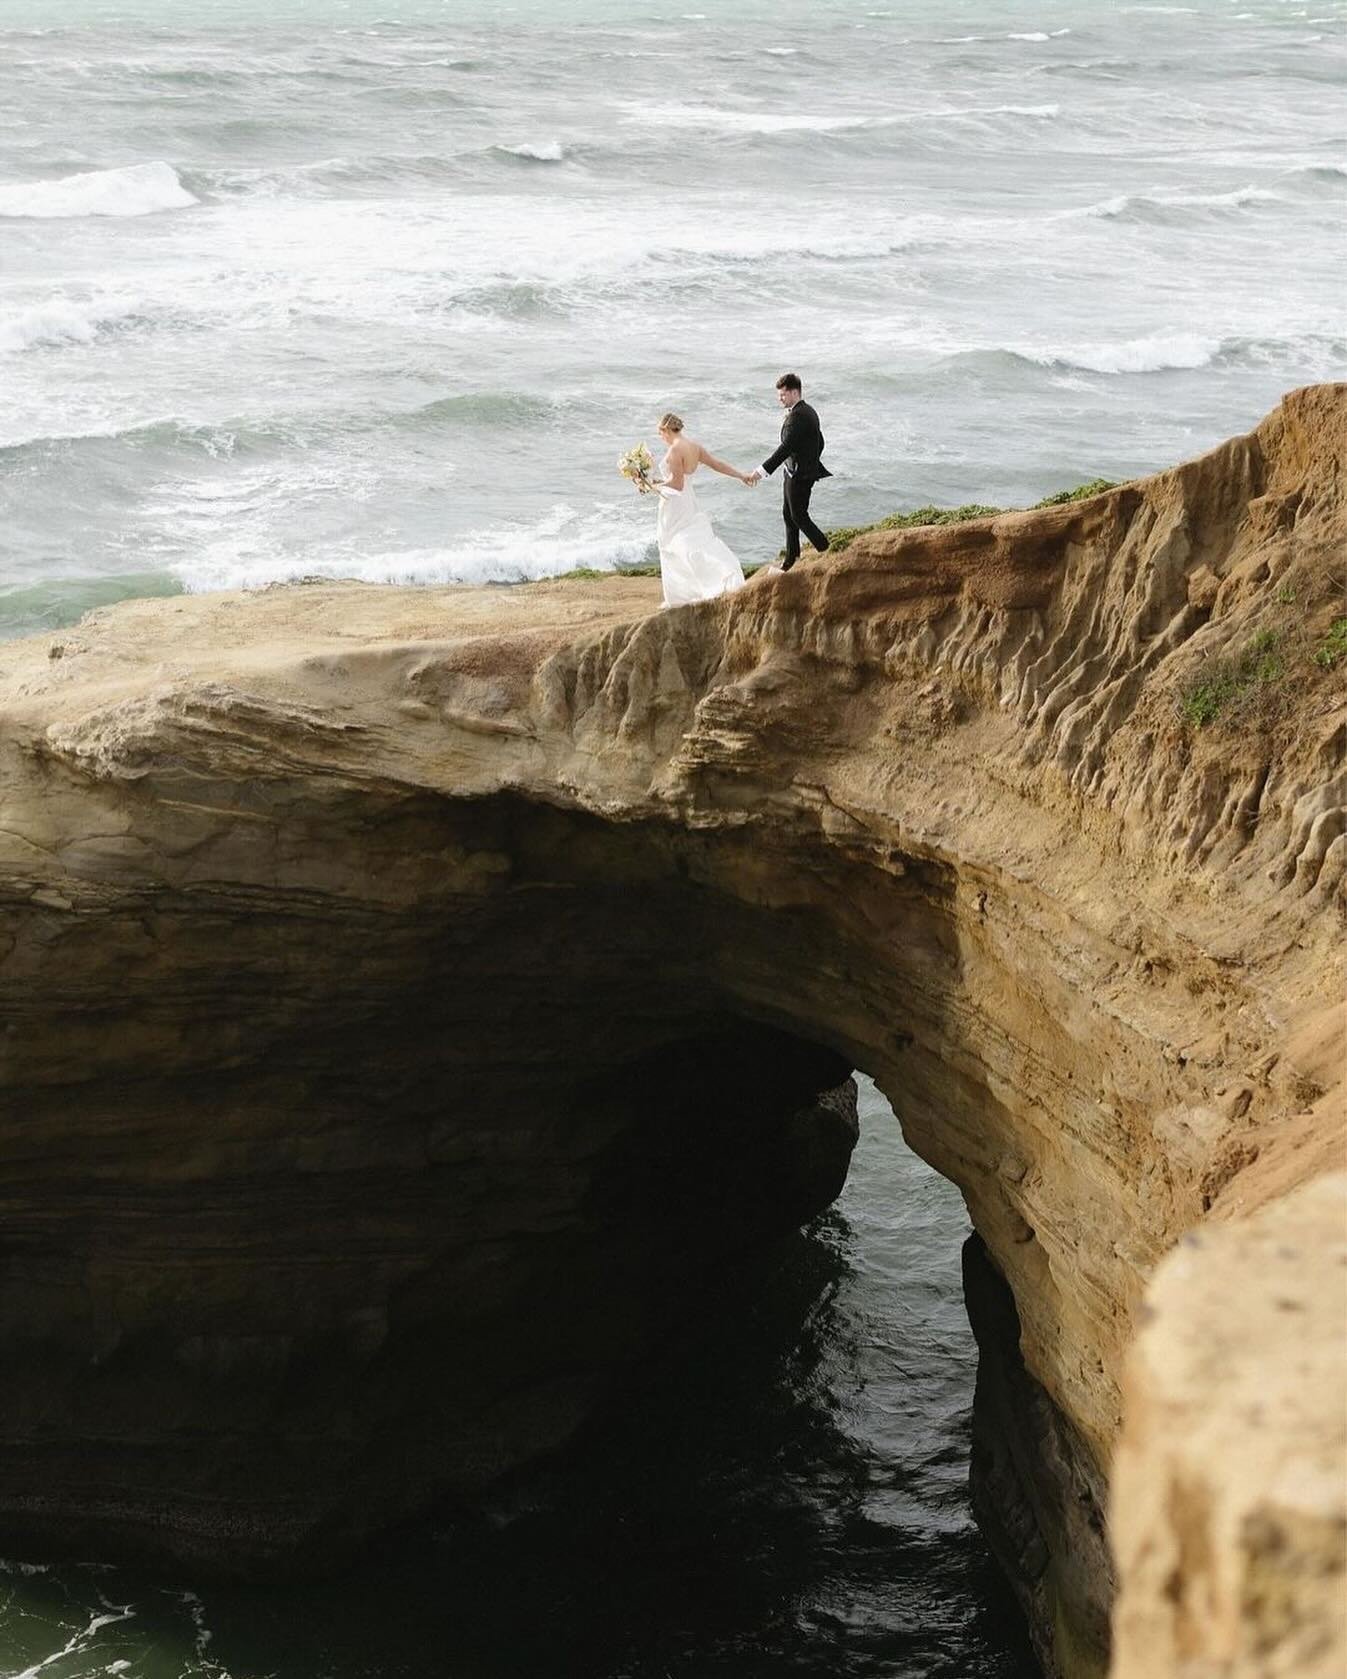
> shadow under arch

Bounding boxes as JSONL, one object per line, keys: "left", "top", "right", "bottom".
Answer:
{"left": 0, "top": 781, "right": 1103, "bottom": 1673}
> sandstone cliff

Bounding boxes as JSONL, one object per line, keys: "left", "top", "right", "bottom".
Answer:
{"left": 1, "top": 384, "right": 1342, "bottom": 1678}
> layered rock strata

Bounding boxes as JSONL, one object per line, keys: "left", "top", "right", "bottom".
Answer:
{"left": 1, "top": 385, "right": 1343, "bottom": 1676}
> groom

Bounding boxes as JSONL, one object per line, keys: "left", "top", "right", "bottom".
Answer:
{"left": 748, "top": 372, "right": 831, "bottom": 570}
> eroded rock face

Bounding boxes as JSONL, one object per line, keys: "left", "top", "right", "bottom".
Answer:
{"left": 1, "top": 385, "right": 1343, "bottom": 1674}
{"left": 1110, "top": 1171, "right": 1347, "bottom": 1679}
{"left": 965, "top": 1233, "right": 1113, "bottom": 1678}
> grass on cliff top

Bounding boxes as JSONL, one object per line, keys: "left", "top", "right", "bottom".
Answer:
{"left": 557, "top": 564, "right": 661, "bottom": 580}
{"left": 552, "top": 478, "right": 1119, "bottom": 581}
{"left": 816, "top": 478, "right": 1118, "bottom": 555}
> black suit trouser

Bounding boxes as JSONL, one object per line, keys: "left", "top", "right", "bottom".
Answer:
{"left": 781, "top": 471, "right": 828, "bottom": 568}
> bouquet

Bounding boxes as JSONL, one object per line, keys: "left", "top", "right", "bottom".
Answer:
{"left": 618, "top": 442, "right": 654, "bottom": 494}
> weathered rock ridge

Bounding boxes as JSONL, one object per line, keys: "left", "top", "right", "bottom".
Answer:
{"left": 1, "top": 385, "right": 1343, "bottom": 1678}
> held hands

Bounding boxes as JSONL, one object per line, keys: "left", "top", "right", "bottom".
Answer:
{"left": 742, "top": 470, "right": 762, "bottom": 487}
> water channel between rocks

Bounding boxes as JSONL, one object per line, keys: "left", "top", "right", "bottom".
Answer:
{"left": 0, "top": 1076, "right": 1039, "bottom": 1679}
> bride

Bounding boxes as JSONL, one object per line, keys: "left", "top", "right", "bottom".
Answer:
{"left": 645, "top": 412, "right": 752, "bottom": 609}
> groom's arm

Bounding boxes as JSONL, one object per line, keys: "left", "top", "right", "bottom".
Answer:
{"left": 760, "top": 409, "right": 804, "bottom": 476}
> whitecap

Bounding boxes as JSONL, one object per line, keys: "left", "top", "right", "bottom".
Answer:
{"left": 1283, "top": 160, "right": 1347, "bottom": 181}
{"left": 0, "top": 298, "right": 124, "bottom": 354}
{"left": 620, "top": 101, "right": 1059, "bottom": 134}
{"left": 1072, "top": 183, "right": 1282, "bottom": 219}
{"left": 490, "top": 140, "right": 566, "bottom": 162}
{"left": 939, "top": 29, "right": 1068, "bottom": 43}
{"left": 894, "top": 103, "right": 1062, "bottom": 121}
{"left": 1023, "top": 332, "right": 1224, "bottom": 374}
{"left": 1172, "top": 185, "right": 1281, "bottom": 208}
{"left": 1078, "top": 192, "right": 1139, "bottom": 218}
{"left": 621, "top": 102, "right": 874, "bottom": 133}
{"left": 0, "top": 160, "right": 196, "bottom": 219}
{"left": 953, "top": 103, "right": 1060, "bottom": 118}
{"left": 0, "top": 301, "right": 97, "bottom": 354}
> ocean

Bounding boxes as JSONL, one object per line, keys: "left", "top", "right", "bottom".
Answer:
{"left": 1, "top": 0, "right": 1344, "bottom": 640}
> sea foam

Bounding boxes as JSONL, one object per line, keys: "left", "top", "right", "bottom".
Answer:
{"left": 174, "top": 502, "right": 654, "bottom": 595}
{"left": 0, "top": 161, "right": 197, "bottom": 219}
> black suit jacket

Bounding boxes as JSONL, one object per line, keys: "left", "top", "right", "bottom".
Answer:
{"left": 762, "top": 399, "right": 831, "bottom": 482}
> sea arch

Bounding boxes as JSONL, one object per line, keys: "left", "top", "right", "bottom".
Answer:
{"left": 1, "top": 385, "right": 1342, "bottom": 1678}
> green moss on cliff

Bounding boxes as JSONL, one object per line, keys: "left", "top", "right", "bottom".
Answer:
{"left": 1032, "top": 478, "right": 1118, "bottom": 508}
{"left": 1314, "top": 616, "right": 1347, "bottom": 669}
{"left": 1180, "top": 629, "right": 1286, "bottom": 727}
{"left": 817, "top": 480, "right": 1118, "bottom": 557}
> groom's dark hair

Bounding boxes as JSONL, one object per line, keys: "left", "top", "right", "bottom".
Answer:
{"left": 775, "top": 372, "right": 802, "bottom": 392}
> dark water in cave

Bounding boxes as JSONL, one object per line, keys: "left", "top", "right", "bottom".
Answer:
{"left": 0, "top": 1076, "right": 1038, "bottom": 1678}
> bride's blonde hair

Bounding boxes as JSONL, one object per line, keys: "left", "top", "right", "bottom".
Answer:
{"left": 658, "top": 412, "right": 684, "bottom": 433}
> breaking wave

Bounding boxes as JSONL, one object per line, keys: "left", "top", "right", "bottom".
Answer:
{"left": 488, "top": 140, "right": 567, "bottom": 163}
{"left": 0, "top": 297, "right": 159, "bottom": 355}
{"left": 621, "top": 101, "right": 1059, "bottom": 135}
{"left": 1020, "top": 333, "right": 1225, "bottom": 374}
{"left": 1074, "top": 184, "right": 1283, "bottom": 221}
{"left": 959, "top": 332, "right": 1347, "bottom": 377}
{"left": 0, "top": 161, "right": 196, "bottom": 219}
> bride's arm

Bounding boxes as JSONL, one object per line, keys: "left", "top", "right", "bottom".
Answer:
{"left": 696, "top": 444, "right": 750, "bottom": 483}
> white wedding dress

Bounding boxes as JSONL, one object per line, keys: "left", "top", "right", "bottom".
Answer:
{"left": 655, "top": 454, "right": 746, "bottom": 609}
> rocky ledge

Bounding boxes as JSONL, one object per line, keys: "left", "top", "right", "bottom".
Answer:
{"left": 1, "top": 385, "right": 1343, "bottom": 1678}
